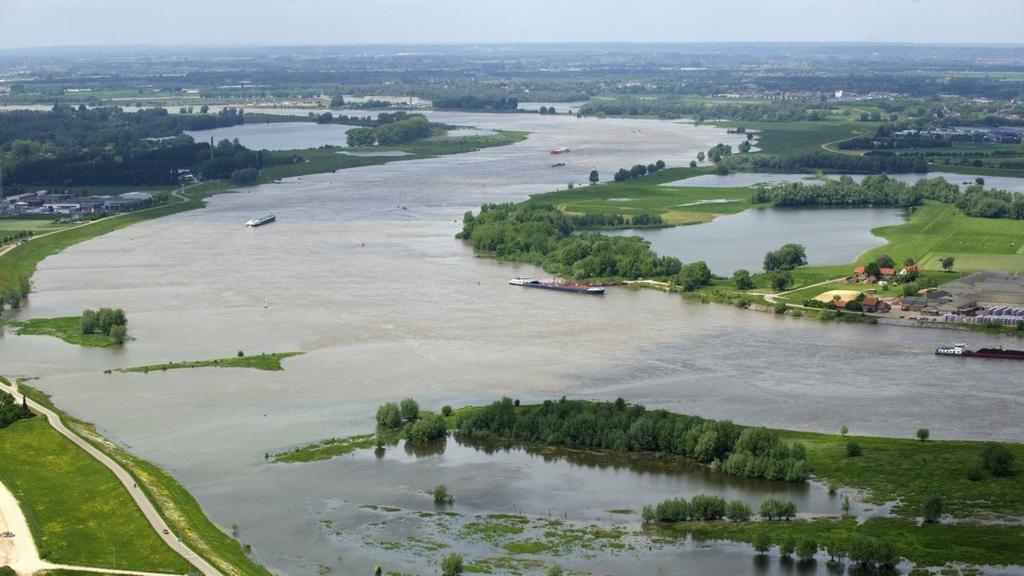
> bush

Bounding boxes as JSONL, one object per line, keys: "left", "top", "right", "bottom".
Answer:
{"left": 846, "top": 441, "right": 862, "bottom": 457}
{"left": 376, "top": 402, "right": 402, "bottom": 429}
{"left": 779, "top": 536, "right": 796, "bottom": 558}
{"left": 759, "top": 497, "right": 796, "bottom": 520}
{"left": 108, "top": 324, "right": 127, "bottom": 345}
{"left": 433, "top": 484, "right": 454, "bottom": 505}
{"left": 967, "top": 467, "right": 983, "bottom": 481}
{"left": 545, "top": 567, "right": 564, "bottom": 576}
{"left": 441, "top": 405, "right": 453, "bottom": 417}
{"left": 441, "top": 553, "right": 464, "bottom": 576}
{"left": 400, "top": 398, "right": 420, "bottom": 421}
{"left": 917, "top": 428, "right": 930, "bottom": 442}
{"left": 725, "top": 499, "right": 751, "bottom": 521}
{"left": 654, "top": 497, "right": 690, "bottom": 522}
{"left": 732, "top": 269, "right": 754, "bottom": 290}
{"left": 922, "top": 492, "right": 943, "bottom": 523}
{"left": 796, "top": 536, "right": 817, "bottom": 561}
{"left": 982, "top": 443, "right": 1015, "bottom": 476}
{"left": 689, "top": 494, "right": 726, "bottom": 520}
{"left": 641, "top": 504, "right": 656, "bottom": 523}
{"left": 406, "top": 414, "right": 447, "bottom": 443}
{"left": 752, "top": 529, "right": 772, "bottom": 555}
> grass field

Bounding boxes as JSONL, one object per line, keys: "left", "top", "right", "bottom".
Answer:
{"left": 0, "top": 219, "right": 68, "bottom": 233}
{"left": 0, "top": 416, "right": 189, "bottom": 572}
{"left": 7, "top": 316, "right": 119, "bottom": 347}
{"left": 718, "top": 119, "right": 875, "bottom": 155}
{"left": 19, "top": 383, "right": 272, "bottom": 576}
{"left": 528, "top": 166, "right": 762, "bottom": 225}
{"left": 115, "top": 352, "right": 303, "bottom": 373}
{"left": 272, "top": 433, "right": 378, "bottom": 463}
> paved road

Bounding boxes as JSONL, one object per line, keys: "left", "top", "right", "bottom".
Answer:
{"left": 0, "top": 379, "right": 221, "bottom": 576}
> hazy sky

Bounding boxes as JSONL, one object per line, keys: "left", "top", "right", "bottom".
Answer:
{"left": 1, "top": 0, "right": 1022, "bottom": 49}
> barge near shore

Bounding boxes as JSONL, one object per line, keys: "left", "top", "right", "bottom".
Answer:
{"left": 935, "top": 343, "right": 1024, "bottom": 360}
{"left": 509, "top": 276, "right": 605, "bottom": 295}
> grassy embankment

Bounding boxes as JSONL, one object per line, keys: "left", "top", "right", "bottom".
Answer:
{"left": 275, "top": 401, "right": 1024, "bottom": 567}
{"left": 114, "top": 352, "right": 303, "bottom": 373}
{"left": 0, "top": 391, "right": 189, "bottom": 571}
{"left": 4, "top": 316, "right": 120, "bottom": 347}
{"left": 17, "top": 382, "right": 273, "bottom": 576}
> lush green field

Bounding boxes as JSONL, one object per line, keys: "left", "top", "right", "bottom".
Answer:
{"left": 719, "top": 119, "right": 875, "bottom": 155}
{"left": 0, "top": 219, "right": 68, "bottom": 233}
{"left": 528, "top": 166, "right": 762, "bottom": 225}
{"left": 0, "top": 416, "right": 189, "bottom": 572}
{"left": 6, "top": 316, "right": 119, "bottom": 347}
{"left": 860, "top": 202, "right": 1024, "bottom": 273}
{"left": 115, "top": 352, "right": 303, "bottom": 373}
{"left": 19, "top": 383, "right": 272, "bottom": 576}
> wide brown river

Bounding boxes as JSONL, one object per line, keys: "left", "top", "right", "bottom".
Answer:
{"left": 1, "top": 111, "right": 1021, "bottom": 574}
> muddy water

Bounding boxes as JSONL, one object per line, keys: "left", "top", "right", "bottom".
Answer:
{"left": 1, "top": 113, "right": 1021, "bottom": 574}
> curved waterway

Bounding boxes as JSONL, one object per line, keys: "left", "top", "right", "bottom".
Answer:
{"left": 2, "top": 113, "right": 1022, "bottom": 574}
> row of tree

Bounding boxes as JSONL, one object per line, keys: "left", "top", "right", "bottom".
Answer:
{"left": 612, "top": 160, "right": 666, "bottom": 182}
{"left": 455, "top": 398, "right": 809, "bottom": 482}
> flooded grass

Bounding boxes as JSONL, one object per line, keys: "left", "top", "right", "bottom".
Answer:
{"left": 114, "top": 351, "right": 303, "bottom": 374}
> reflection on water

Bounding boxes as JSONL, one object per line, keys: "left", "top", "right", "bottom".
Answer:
{"left": 184, "top": 122, "right": 356, "bottom": 150}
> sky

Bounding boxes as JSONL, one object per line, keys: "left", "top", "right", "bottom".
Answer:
{"left": 1, "top": 0, "right": 1023, "bottom": 49}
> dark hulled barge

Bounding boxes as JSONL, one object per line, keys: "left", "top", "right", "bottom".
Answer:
{"left": 935, "top": 343, "right": 1024, "bottom": 360}
{"left": 509, "top": 277, "right": 605, "bottom": 295}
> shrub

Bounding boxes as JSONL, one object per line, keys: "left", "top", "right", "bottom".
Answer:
{"left": 966, "top": 467, "right": 983, "bottom": 481}
{"left": 796, "top": 536, "right": 817, "bottom": 561}
{"left": 641, "top": 504, "right": 656, "bottom": 523}
{"left": 725, "top": 499, "right": 751, "bottom": 522}
{"left": 654, "top": 497, "right": 690, "bottom": 522}
{"left": 546, "top": 567, "right": 564, "bottom": 576}
{"left": 376, "top": 402, "right": 402, "bottom": 429}
{"left": 752, "top": 529, "right": 772, "bottom": 555}
{"left": 774, "top": 302, "right": 788, "bottom": 314}
{"left": 400, "top": 398, "right": 420, "bottom": 421}
{"left": 237, "top": 350, "right": 244, "bottom": 357}
{"left": 441, "top": 553, "right": 464, "bottom": 576}
{"left": 846, "top": 441, "right": 862, "bottom": 457}
{"left": 406, "top": 413, "right": 447, "bottom": 443}
{"left": 759, "top": 497, "right": 796, "bottom": 520}
{"left": 433, "top": 484, "right": 454, "bottom": 505}
{"left": 982, "top": 443, "right": 1015, "bottom": 476}
{"left": 689, "top": 494, "right": 726, "bottom": 520}
{"left": 840, "top": 425, "right": 848, "bottom": 436}
{"left": 922, "top": 492, "right": 943, "bottom": 523}
{"left": 779, "top": 536, "right": 796, "bottom": 558}
{"left": 108, "top": 324, "right": 127, "bottom": 345}
{"left": 441, "top": 405, "right": 453, "bottom": 417}
{"left": 917, "top": 428, "right": 930, "bottom": 442}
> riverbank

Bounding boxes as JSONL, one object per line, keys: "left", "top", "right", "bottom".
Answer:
{"left": 13, "top": 380, "right": 272, "bottom": 576}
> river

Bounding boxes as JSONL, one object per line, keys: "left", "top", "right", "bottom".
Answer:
{"left": 1, "top": 112, "right": 1021, "bottom": 574}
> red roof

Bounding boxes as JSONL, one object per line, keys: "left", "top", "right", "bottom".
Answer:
{"left": 854, "top": 266, "right": 865, "bottom": 274}
{"left": 880, "top": 267, "right": 896, "bottom": 276}
{"left": 835, "top": 300, "right": 847, "bottom": 308}
{"left": 863, "top": 296, "right": 879, "bottom": 306}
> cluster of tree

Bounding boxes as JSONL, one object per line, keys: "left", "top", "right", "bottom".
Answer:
{"left": 677, "top": 261, "right": 712, "bottom": 292}
{"left": 723, "top": 151, "right": 929, "bottom": 174}
{"left": 568, "top": 213, "right": 664, "bottom": 229}
{"left": 641, "top": 494, "right": 733, "bottom": 522}
{"left": 752, "top": 174, "right": 1024, "bottom": 220}
{"left": 713, "top": 428, "right": 809, "bottom": 482}
{"left": 537, "top": 106, "right": 558, "bottom": 115}
{"left": 612, "top": 160, "right": 666, "bottom": 182}
{"left": 762, "top": 243, "right": 807, "bottom": 273}
{"left": 458, "top": 203, "right": 683, "bottom": 281}
{"left": 406, "top": 414, "right": 447, "bottom": 443}
{"left": 433, "top": 95, "right": 518, "bottom": 112}
{"left": 374, "top": 399, "right": 447, "bottom": 443}
{"left": 0, "top": 390, "right": 33, "bottom": 429}
{"left": 230, "top": 168, "right": 260, "bottom": 186}
{"left": 329, "top": 95, "right": 345, "bottom": 109}
{"left": 756, "top": 496, "right": 798, "bottom": 520}
{"left": 707, "top": 144, "right": 732, "bottom": 164}
{"left": 455, "top": 398, "right": 809, "bottom": 483}
{"left": 1, "top": 230, "right": 33, "bottom": 246}
{"left": 345, "top": 114, "right": 432, "bottom": 147}
{"left": 376, "top": 398, "right": 421, "bottom": 429}
{"left": 81, "top": 307, "right": 128, "bottom": 344}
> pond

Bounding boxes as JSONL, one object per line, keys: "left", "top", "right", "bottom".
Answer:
{"left": 184, "top": 122, "right": 357, "bottom": 150}
{"left": 606, "top": 207, "right": 908, "bottom": 274}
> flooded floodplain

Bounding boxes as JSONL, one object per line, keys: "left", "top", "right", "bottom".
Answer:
{"left": 2, "top": 112, "right": 1023, "bottom": 574}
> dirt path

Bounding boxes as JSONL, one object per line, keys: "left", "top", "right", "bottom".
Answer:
{"left": 0, "top": 379, "right": 220, "bottom": 576}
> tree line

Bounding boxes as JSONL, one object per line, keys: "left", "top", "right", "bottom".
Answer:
{"left": 345, "top": 114, "right": 433, "bottom": 147}
{"left": 612, "top": 160, "right": 666, "bottom": 182}
{"left": 723, "top": 150, "right": 929, "bottom": 174}
{"left": 432, "top": 95, "right": 518, "bottom": 112}
{"left": 455, "top": 397, "right": 809, "bottom": 483}
{"left": 752, "top": 174, "right": 1024, "bottom": 220}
